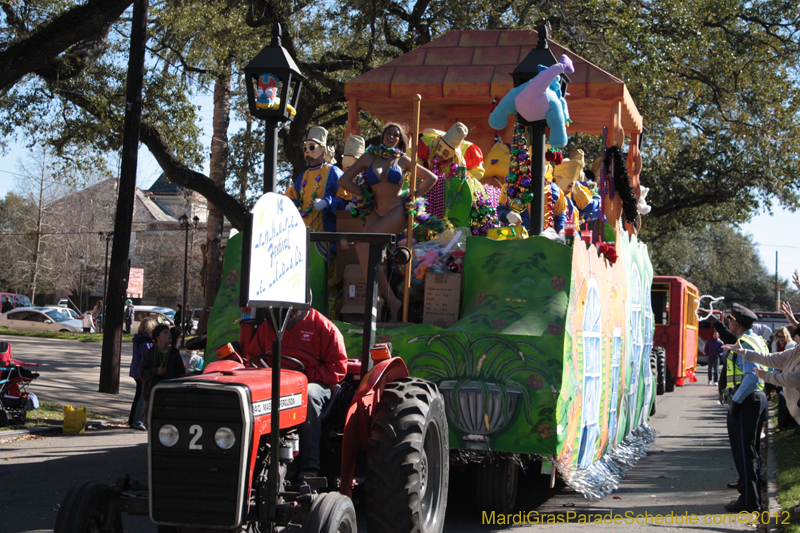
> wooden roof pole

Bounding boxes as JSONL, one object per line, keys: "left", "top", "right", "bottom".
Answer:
{"left": 403, "top": 94, "right": 422, "bottom": 324}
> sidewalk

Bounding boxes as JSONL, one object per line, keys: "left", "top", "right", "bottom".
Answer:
{"left": 0, "top": 334, "right": 137, "bottom": 420}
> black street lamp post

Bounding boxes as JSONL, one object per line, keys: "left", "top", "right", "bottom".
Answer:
{"left": 179, "top": 214, "right": 199, "bottom": 345}
{"left": 244, "top": 23, "right": 306, "bottom": 194}
{"left": 512, "top": 23, "right": 570, "bottom": 236}
{"left": 79, "top": 255, "right": 85, "bottom": 313}
{"left": 243, "top": 26, "right": 306, "bottom": 521}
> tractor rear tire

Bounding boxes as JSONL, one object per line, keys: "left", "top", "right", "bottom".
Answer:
{"left": 649, "top": 352, "right": 658, "bottom": 389}
{"left": 654, "top": 347, "right": 667, "bottom": 395}
{"left": 54, "top": 482, "right": 123, "bottom": 533}
{"left": 649, "top": 350, "right": 658, "bottom": 415}
{"left": 477, "top": 457, "right": 519, "bottom": 514}
{"left": 303, "top": 492, "right": 357, "bottom": 533}
{"left": 366, "top": 377, "right": 449, "bottom": 533}
{"left": 665, "top": 369, "right": 675, "bottom": 393}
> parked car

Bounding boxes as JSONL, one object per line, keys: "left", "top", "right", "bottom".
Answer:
{"left": 131, "top": 306, "right": 175, "bottom": 333}
{"left": 0, "top": 293, "right": 32, "bottom": 312}
{"left": 0, "top": 307, "right": 83, "bottom": 333}
{"left": 56, "top": 299, "right": 69, "bottom": 308}
{"left": 189, "top": 307, "right": 205, "bottom": 334}
{"left": 42, "top": 306, "right": 81, "bottom": 320}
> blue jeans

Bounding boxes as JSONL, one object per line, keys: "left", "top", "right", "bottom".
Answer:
{"left": 707, "top": 356, "right": 719, "bottom": 383}
{"left": 298, "top": 382, "right": 331, "bottom": 471}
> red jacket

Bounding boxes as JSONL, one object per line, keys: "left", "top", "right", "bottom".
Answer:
{"left": 247, "top": 309, "right": 348, "bottom": 387}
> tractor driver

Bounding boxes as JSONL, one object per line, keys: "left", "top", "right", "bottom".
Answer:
{"left": 247, "top": 303, "right": 348, "bottom": 482}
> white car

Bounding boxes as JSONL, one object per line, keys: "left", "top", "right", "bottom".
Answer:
{"left": 0, "top": 307, "right": 83, "bottom": 333}
{"left": 131, "top": 306, "right": 175, "bottom": 333}
{"left": 43, "top": 306, "right": 81, "bottom": 320}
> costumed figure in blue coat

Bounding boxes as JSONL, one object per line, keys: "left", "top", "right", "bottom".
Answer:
{"left": 284, "top": 126, "right": 343, "bottom": 232}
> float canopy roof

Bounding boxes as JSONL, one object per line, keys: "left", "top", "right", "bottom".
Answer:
{"left": 344, "top": 29, "right": 642, "bottom": 136}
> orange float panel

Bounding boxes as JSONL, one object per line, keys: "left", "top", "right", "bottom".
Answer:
{"left": 344, "top": 29, "right": 643, "bottom": 147}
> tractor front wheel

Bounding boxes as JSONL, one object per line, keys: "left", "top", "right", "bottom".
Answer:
{"left": 54, "top": 482, "right": 123, "bottom": 533}
{"left": 303, "top": 492, "right": 357, "bottom": 533}
{"left": 665, "top": 369, "right": 675, "bottom": 393}
{"left": 654, "top": 347, "right": 667, "bottom": 395}
{"left": 366, "top": 377, "right": 449, "bottom": 533}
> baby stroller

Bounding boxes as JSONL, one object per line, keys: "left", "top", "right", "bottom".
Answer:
{"left": 0, "top": 341, "right": 40, "bottom": 426}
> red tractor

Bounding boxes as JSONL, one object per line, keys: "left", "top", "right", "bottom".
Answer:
{"left": 54, "top": 233, "right": 449, "bottom": 533}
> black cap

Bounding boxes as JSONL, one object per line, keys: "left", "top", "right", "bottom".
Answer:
{"left": 730, "top": 303, "right": 757, "bottom": 329}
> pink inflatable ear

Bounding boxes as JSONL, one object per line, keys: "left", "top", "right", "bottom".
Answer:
{"left": 514, "top": 55, "right": 574, "bottom": 123}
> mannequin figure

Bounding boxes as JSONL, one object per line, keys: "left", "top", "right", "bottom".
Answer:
{"left": 284, "top": 126, "right": 343, "bottom": 232}
{"left": 339, "top": 123, "right": 437, "bottom": 322}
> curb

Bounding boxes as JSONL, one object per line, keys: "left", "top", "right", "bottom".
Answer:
{"left": 0, "top": 417, "right": 130, "bottom": 440}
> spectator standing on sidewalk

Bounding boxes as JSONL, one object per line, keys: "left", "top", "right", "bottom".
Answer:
{"left": 174, "top": 304, "right": 183, "bottom": 334}
{"left": 124, "top": 299, "right": 135, "bottom": 335}
{"left": 772, "top": 326, "right": 796, "bottom": 353}
{"left": 92, "top": 300, "right": 103, "bottom": 331}
{"left": 139, "top": 324, "right": 186, "bottom": 423}
{"left": 82, "top": 311, "right": 94, "bottom": 333}
{"left": 129, "top": 318, "right": 156, "bottom": 431}
{"left": 704, "top": 329, "right": 723, "bottom": 385}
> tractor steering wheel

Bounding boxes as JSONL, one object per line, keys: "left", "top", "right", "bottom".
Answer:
{"left": 249, "top": 353, "right": 306, "bottom": 373}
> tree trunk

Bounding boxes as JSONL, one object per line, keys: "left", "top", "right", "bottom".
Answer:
{"left": 28, "top": 176, "right": 45, "bottom": 302}
{"left": 240, "top": 116, "right": 252, "bottom": 201}
{"left": 197, "top": 63, "right": 231, "bottom": 337}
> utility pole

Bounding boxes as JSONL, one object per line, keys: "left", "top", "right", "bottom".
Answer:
{"left": 776, "top": 250, "right": 780, "bottom": 311}
{"left": 100, "top": 232, "right": 113, "bottom": 331}
{"left": 99, "top": 0, "right": 149, "bottom": 394}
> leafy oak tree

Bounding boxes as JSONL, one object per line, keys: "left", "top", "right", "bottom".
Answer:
{"left": 3, "top": 0, "right": 800, "bottom": 319}
{"left": 649, "top": 222, "right": 784, "bottom": 311}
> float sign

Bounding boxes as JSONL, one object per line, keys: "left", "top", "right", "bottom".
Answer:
{"left": 244, "top": 192, "right": 309, "bottom": 308}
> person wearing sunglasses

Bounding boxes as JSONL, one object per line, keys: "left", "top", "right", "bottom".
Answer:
{"left": 717, "top": 304, "right": 770, "bottom": 513}
{"left": 772, "top": 326, "right": 797, "bottom": 353}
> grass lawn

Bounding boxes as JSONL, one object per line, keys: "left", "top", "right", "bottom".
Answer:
{"left": 774, "top": 424, "right": 800, "bottom": 532}
{"left": 0, "top": 327, "right": 133, "bottom": 343}
{"left": 4, "top": 401, "right": 114, "bottom": 430}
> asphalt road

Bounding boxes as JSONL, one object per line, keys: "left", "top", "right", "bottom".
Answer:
{"left": 0, "top": 336, "right": 761, "bottom": 533}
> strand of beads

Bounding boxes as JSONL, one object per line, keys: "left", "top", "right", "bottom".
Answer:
{"left": 349, "top": 171, "right": 374, "bottom": 225}
{"left": 425, "top": 156, "right": 458, "bottom": 220}
{"left": 505, "top": 117, "right": 534, "bottom": 213}
{"left": 366, "top": 144, "right": 405, "bottom": 159}
{"left": 470, "top": 183, "right": 500, "bottom": 235}
{"left": 299, "top": 174, "right": 323, "bottom": 217}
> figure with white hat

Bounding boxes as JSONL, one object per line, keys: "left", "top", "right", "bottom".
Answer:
{"left": 416, "top": 122, "right": 485, "bottom": 220}
{"left": 339, "top": 123, "right": 438, "bottom": 322}
{"left": 332, "top": 135, "right": 365, "bottom": 209}
{"left": 284, "top": 126, "right": 343, "bottom": 232}
{"left": 552, "top": 149, "right": 602, "bottom": 225}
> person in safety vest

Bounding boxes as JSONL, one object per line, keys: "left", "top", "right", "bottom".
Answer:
{"left": 718, "top": 303, "right": 768, "bottom": 513}
{"left": 725, "top": 324, "right": 800, "bottom": 429}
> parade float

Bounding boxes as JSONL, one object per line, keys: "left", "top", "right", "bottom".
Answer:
{"left": 206, "top": 26, "right": 656, "bottom": 509}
